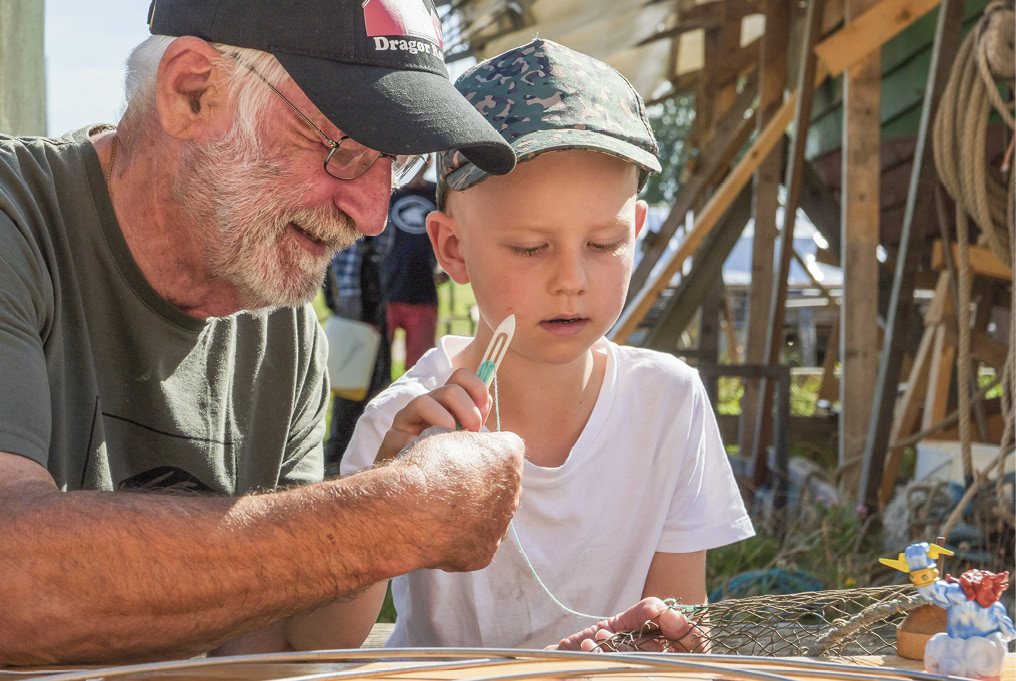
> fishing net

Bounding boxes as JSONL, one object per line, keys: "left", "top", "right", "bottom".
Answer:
{"left": 597, "top": 585, "right": 923, "bottom": 656}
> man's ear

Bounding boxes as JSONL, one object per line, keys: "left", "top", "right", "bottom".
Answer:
{"left": 427, "top": 210, "right": 470, "bottom": 285}
{"left": 156, "top": 37, "right": 230, "bottom": 140}
{"left": 634, "top": 199, "right": 649, "bottom": 239}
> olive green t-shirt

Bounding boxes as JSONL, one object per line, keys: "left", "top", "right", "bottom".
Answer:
{"left": 0, "top": 128, "right": 326, "bottom": 493}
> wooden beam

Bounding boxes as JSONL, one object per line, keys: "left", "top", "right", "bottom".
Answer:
{"left": 739, "top": 0, "right": 792, "bottom": 469}
{"left": 612, "top": 92, "right": 797, "bottom": 344}
{"left": 941, "top": 322, "right": 1010, "bottom": 371}
{"left": 858, "top": 0, "right": 966, "bottom": 508}
{"left": 800, "top": 161, "right": 843, "bottom": 263}
{"left": 877, "top": 320, "right": 934, "bottom": 504}
{"left": 749, "top": 0, "right": 826, "bottom": 472}
{"left": 636, "top": 19, "right": 720, "bottom": 48}
{"left": 818, "top": 315, "right": 841, "bottom": 403}
{"left": 680, "top": 0, "right": 763, "bottom": 23}
{"left": 712, "top": 38, "right": 764, "bottom": 91}
{"left": 0, "top": 1, "right": 46, "bottom": 135}
{"left": 838, "top": 0, "right": 883, "bottom": 500}
{"left": 645, "top": 71, "right": 702, "bottom": 106}
{"left": 616, "top": 0, "right": 940, "bottom": 345}
{"left": 644, "top": 184, "right": 754, "bottom": 349}
{"left": 931, "top": 240, "right": 1013, "bottom": 281}
{"left": 814, "top": 0, "right": 942, "bottom": 77}
{"left": 627, "top": 77, "right": 759, "bottom": 303}
{"left": 923, "top": 325, "right": 956, "bottom": 430}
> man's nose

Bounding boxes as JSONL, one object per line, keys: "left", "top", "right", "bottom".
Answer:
{"left": 332, "top": 158, "right": 392, "bottom": 236}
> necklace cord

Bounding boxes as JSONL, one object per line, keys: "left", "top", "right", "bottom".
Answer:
{"left": 106, "top": 134, "right": 117, "bottom": 197}
{"left": 492, "top": 375, "right": 610, "bottom": 621}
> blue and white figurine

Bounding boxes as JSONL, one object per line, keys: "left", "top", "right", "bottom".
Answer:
{"left": 882, "top": 542, "right": 1015, "bottom": 680}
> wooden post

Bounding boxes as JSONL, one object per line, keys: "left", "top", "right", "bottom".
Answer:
{"left": 738, "top": 0, "right": 792, "bottom": 464}
{"left": 0, "top": 0, "right": 46, "bottom": 135}
{"left": 838, "top": 0, "right": 883, "bottom": 499}
{"left": 857, "top": 0, "right": 965, "bottom": 508}
{"left": 749, "top": 0, "right": 825, "bottom": 475}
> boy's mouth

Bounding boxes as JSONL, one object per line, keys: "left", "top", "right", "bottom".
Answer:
{"left": 545, "top": 315, "right": 585, "bottom": 325}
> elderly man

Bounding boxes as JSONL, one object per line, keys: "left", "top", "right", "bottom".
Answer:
{"left": 0, "top": 0, "right": 527, "bottom": 664}
{"left": 0, "top": 0, "right": 691, "bottom": 665}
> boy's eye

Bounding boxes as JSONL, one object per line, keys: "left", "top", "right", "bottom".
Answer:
{"left": 509, "top": 245, "right": 545, "bottom": 257}
{"left": 589, "top": 240, "right": 624, "bottom": 252}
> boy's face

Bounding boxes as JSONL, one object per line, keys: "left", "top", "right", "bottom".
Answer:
{"left": 431, "top": 149, "right": 647, "bottom": 366}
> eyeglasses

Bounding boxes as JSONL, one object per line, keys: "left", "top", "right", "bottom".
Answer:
{"left": 237, "top": 59, "right": 425, "bottom": 186}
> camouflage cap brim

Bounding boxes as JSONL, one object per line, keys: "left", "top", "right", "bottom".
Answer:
{"left": 442, "top": 127, "right": 662, "bottom": 197}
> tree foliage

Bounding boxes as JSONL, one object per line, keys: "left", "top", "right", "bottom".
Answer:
{"left": 641, "top": 91, "right": 696, "bottom": 206}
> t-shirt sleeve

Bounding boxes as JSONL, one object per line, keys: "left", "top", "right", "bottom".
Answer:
{"left": 0, "top": 210, "right": 53, "bottom": 466}
{"left": 656, "top": 371, "right": 754, "bottom": 553}
{"left": 279, "top": 310, "right": 329, "bottom": 487}
{"left": 339, "top": 378, "right": 428, "bottom": 476}
{"left": 339, "top": 399, "right": 391, "bottom": 475}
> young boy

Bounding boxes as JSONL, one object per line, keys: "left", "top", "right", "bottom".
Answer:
{"left": 341, "top": 38, "right": 754, "bottom": 649}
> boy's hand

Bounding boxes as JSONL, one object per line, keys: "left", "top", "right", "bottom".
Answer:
{"left": 377, "top": 368, "right": 492, "bottom": 463}
{"left": 550, "top": 598, "right": 695, "bottom": 652}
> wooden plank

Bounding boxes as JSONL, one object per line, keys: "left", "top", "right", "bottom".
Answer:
{"left": 814, "top": 0, "right": 941, "bottom": 77}
{"left": 0, "top": 1, "right": 46, "bottom": 135}
{"left": 739, "top": 0, "right": 792, "bottom": 468}
{"left": 722, "top": 292, "right": 741, "bottom": 365}
{"left": 712, "top": 37, "right": 764, "bottom": 91}
{"left": 931, "top": 240, "right": 1013, "bottom": 281}
{"left": 923, "top": 325, "right": 955, "bottom": 430}
{"left": 838, "top": 0, "right": 883, "bottom": 499}
{"left": 818, "top": 315, "right": 841, "bottom": 403}
{"left": 878, "top": 320, "right": 936, "bottom": 504}
{"left": 644, "top": 184, "right": 754, "bottom": 349}
{"left": 941, "top": 322, "right": 1010, "bottom": 371}
{"left": 748, "top": 0, "right": 826, "bottom": 471}
{"left": 680, "top": 0, "right": 764, "bottom": 23}
{"left": 801, "top": 161, "right": 843, "bottom": 263}
{"left": 858, "top": 0, "right": 966, "bottom": 508}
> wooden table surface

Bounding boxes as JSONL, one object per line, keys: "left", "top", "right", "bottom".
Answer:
{"left": 2, "top": 626, "right": 1012, "bottom": 681}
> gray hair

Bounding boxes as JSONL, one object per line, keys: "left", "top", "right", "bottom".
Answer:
{"left": 121, "top": 35, "right": 291, "bottom": 143}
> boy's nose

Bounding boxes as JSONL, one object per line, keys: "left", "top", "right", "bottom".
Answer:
{"left": 550, "top": 250, "right": 588, "bottom": 296}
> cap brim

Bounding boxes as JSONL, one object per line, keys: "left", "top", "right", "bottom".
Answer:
{"left": 275, "top": 52, "right": 516, "bottom": 176}
{"left": 444, "top": 127, "right": 662, "bottom": 194}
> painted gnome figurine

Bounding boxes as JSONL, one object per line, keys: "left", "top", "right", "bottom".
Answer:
{"left": 882, "top": 542, "right": 1015, "bottom": 679}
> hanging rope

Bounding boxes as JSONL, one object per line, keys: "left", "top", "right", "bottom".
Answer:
{"left": 933, "top": 0, "right": 1013, "bottom": 266}
{"left": 932, "top": 0, "right": 1015, "bottom": 486}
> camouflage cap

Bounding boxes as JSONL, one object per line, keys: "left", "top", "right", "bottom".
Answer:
{"left": 437, "top": 39, "right": 661, "bottom": 206}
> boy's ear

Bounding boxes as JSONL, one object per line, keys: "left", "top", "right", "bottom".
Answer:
{"left": 427, "top": 210, "right": 470, "bottom": 285}
{"left": 156, "top": 37, "right": 229, "bottom": 141}
{"left": 634, "top": 199, "right": 649, "bottom": 238}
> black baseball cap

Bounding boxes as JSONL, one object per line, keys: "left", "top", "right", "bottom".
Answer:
{"left": 147, "top": 0, "right": 516, "bottom": 176}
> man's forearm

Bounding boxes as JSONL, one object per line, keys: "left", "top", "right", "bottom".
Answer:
{"left": 0, "top": 463, "right": 423, "bottom": 665}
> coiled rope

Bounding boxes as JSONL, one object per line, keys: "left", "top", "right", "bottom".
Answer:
{"left": 931, "top": 0, "right": 1015, "bottom": 489}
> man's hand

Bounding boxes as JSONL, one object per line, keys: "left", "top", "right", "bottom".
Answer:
{"left": 551, "top": 598, "right": 695, "bottom": 652}
{"left": 377, "top": 368, "right": 492, "bottom": 464}
{"left": 396, "top": 426, "right": 525, "bottom": 573}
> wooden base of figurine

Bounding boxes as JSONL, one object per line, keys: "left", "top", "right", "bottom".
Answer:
{"left": 896, "top": 603, "right": 948, "bottom": 660}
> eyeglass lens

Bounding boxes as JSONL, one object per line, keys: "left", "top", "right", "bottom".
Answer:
{"left": 325, "top": 139, "right": 425, "bottom": 185}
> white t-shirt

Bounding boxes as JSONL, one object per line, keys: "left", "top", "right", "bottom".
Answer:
{"left": 342, "top": 336, "right": 754, "bottom": 649}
